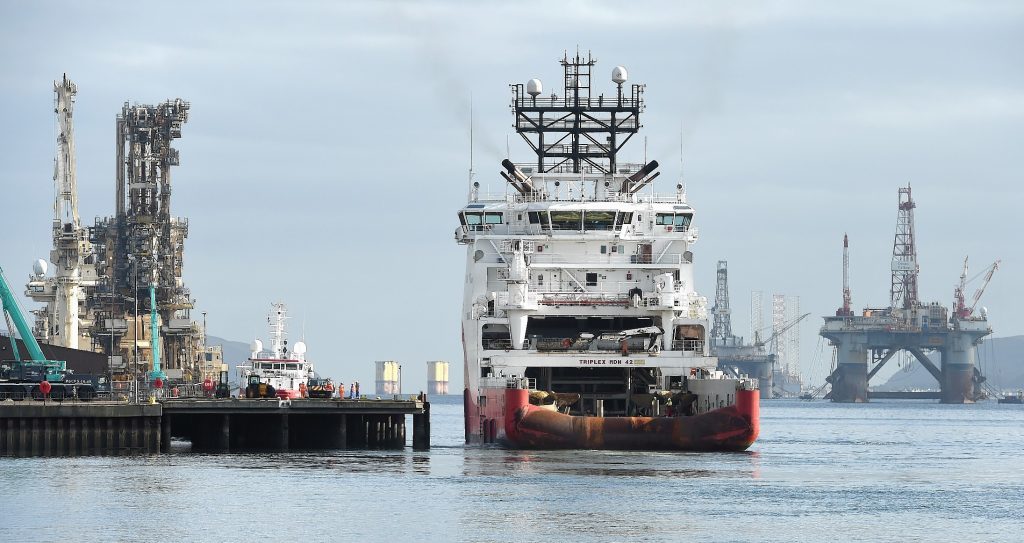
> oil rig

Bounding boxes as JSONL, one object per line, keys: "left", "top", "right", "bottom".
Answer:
{"left": 711, "top": 261, "right": 809, "bottom": 397}
{"left": 821, "top": 185, "right": 999, "bottom": 403}
{"left": 21, "top": 75, "right": 217, "bottom": 385}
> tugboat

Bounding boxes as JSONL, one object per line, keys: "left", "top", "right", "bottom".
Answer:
{"left": 238, "top": 303, "right": 313, "bottom": 399}
{"left": 455, "top": 52, "right": 759, "bottom": 451}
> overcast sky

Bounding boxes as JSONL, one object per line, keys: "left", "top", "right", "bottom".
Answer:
{"left": 1, "top": 0, "right": 1021, "bottom": 391}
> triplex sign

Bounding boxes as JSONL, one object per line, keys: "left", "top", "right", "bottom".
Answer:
{"left": 578, "top": 359, "right": 646, "bottom": 366}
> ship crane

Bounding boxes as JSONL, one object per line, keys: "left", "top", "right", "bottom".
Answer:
{"left": 50, "top": 74, "right": 87, "bottom": 349}
{"left": 755, "top": 312, "right": 810, "bottom": 352}
{"left": 953, "top": 258, "right": 1000, "bottom": 319}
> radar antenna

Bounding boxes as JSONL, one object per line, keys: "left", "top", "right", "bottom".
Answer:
{"left": 510, "top": 51, "right": 645, "bottom": 175}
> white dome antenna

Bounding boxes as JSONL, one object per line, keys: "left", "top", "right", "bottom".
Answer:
{"left": 612, "top": 66, "right": 628, "bottom": 85}
{"left": 293, "top": 341, "right": 307, "bottom": 355}
{"left": 33, "top": 259, "right": 48, "bottom": 276}
{"left": 527, "top": 79, "right": 543, "bottom": 101}
{"left": 251, "top": 339, "right": 263, "bottom": 354}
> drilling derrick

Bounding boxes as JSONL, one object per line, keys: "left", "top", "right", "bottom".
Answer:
{"left": 710, "top": 266, "right": 779, "bottom": 395}
{"left": 90, "top": 97, "right": 204, "bottom": 380}
{"left": 821, "top": 185, "right": 996, "bottom": 404}
{"left": 711, "top": 261, "right": 732, "bottom": 343}
{"left": 21, "top": 78, "right": 214, "bottom": 387}
{"left": 836, "top": 234, "right": 853, "bottom": 317}
{"left": 890, "top": 185, "right": 919, "bottom": 311}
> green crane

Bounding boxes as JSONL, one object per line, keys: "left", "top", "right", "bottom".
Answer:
{"left": 1, "top": 265, "right": 95, "bottom": 399}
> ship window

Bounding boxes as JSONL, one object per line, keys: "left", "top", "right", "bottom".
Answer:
{"left": 538, "top": 274, "right": 544, "bottom": 285}
{"left": 586, "top": 272, "right": 598, "bottom": 287}
{"left": 274, "top": 363, "right": 283, "bottom": 370}
{"left": 614, "top": 212, "right": 634, "bottom": 228}
{"left": 583, "top": 211, "right": 615, "bottom": 230}
{"left": 600, "top": 245, "right": 607, "bottom": 254}
{"left": 549, "top": 211, "right": 582, "bottom": 230}
{"left": 674, "top": 213, "right": 692, "bottom": 229}
{"left": 484, "top": 213, "right": 503, "bottom": 225}
{"left": 464, "top": 212, "right": 482, "bottom": 225}
{"left": 655, "top": 213, "right": 674, "bottom": 226}
{"left": 528, "top": 212, "right": 542, "bottom": 224}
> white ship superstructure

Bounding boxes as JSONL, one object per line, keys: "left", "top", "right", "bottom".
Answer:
{"left": 457, "top": 53, "right": 758, "bottom": 449}
{"left": 239, "top": 303, "right": 312, "bottom": 399}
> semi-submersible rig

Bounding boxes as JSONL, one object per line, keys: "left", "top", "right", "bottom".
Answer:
{"left": 18, "top": 75, "right": 219, "bottom": 384}
{"left": 821, "top": 185, "right": 1000, "bottom": 403}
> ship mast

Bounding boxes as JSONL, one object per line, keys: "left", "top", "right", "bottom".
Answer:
{"left": 510, "top": 51, "right": 646, "bottom": 176}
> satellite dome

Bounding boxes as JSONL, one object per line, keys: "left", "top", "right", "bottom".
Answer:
{"left": 612, "top": 66, "right": 628, "bottom": 84}
{"left": 32, "top": 259, "right": 48, "bottom": 276}
{"left": 293, "top": 341, "right": 307, "bottom": 355}
{"left": 527, "top": 78, "right": 543, "bottom": 97}
{"left": 251, "top": 339, "right": 263, "bottom": 353}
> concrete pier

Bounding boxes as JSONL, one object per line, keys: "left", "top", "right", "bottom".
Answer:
{"left": 162, "top": 398, "right": 426, "bottom": 451}
{"left": 0, "top": 402, "right": 161, "bottom": 456}
{"left": 0, "top": 397, "right": 428, "bottom": 456}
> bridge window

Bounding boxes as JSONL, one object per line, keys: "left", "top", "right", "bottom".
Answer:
{"left": 484, "top": 213, "right": 503, "bottom": 225}
{"left": 528, "top": 212, "right": 542, "bottom": 224}
{"left": 461, "top": 212, "right": 482, "bottom": 226}
{"left": 583, "top": 210, "right": 615, "bottom": 230}
{"left": 655, "top": 213, "right": 692, "bottom": 229}
{"left": 549, "top": 211, "right": 582, "bottom": 230}
{"left": 615, "top": 212, "right": 634, "bottom": 228}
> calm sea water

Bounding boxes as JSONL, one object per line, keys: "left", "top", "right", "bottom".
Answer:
{"left": 2, "top": 397, "right": 1023, "bottom": 542}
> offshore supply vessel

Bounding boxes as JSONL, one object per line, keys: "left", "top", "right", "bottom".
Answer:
{"left": 238, "top": 303, "right": 312, "bottom": 399}
{"left": 455, "top": 52, "right": 759, "bottom": 450}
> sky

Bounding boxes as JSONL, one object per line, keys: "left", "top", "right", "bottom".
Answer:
{"left": 1, "top": 0, "right": 1021, "bottom": 392}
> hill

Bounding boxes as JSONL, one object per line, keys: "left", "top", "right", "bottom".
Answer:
{"left": 207, "top": 335, "right": 251, "bottom": 367}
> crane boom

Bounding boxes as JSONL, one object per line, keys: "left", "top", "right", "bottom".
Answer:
{"left": 756, "top": 312, "right": 811, "bottom": 349}
{"left": 0, "top": 266, "right": 48, "bottom": 362}
{"left": 50, "top": 74, "right": 86, "bottom": 349}
{"left": 967, "top": 260, "right": 1000, "bottom": 315}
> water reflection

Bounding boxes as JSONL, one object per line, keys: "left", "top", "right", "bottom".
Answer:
{"left": 460, "top": 447, "right": 763, "bottom": 479}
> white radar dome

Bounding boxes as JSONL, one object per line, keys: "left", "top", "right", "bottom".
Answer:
{"left": 32, "top": 259, "right": 48, "bottom": 276}
{"left": 293, "top": 341, "right": 307, "bottom": 355}
{"left": 526, "top": 78, "right": 543, "bottom": 97}
{"left": 612, "top": 66, "right": 628, "bottom": 84}
{"left": 251, "top": 339, "right": 263, "bottom": 353}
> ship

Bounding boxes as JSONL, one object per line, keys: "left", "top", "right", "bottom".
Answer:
{"left": 455, "top": 52, "right": 759, "bottom": 451}
{"left": 238, "top": 303, "right": 312, "bottom": 399}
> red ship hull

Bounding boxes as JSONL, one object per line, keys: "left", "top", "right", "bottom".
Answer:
{"left": 500, "top": 388, "right": 759, "bottom": 451}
